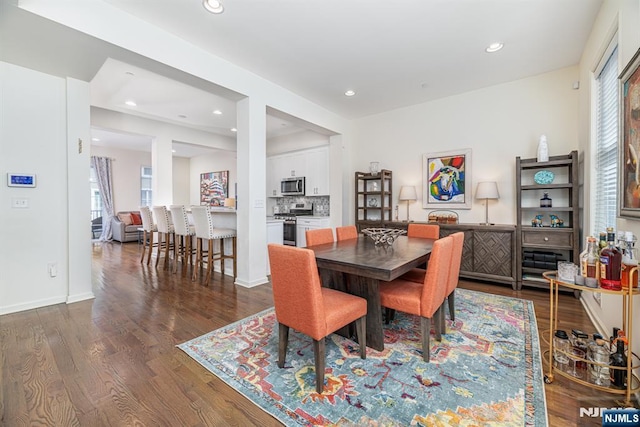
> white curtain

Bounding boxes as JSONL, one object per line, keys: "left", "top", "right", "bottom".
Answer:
{"left": 91, "top": 156, "right": 115, "bottom": 241}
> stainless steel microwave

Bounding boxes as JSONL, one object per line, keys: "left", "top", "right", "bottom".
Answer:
{"left": 281, "top": 177, "right": 305, "bottom": 195}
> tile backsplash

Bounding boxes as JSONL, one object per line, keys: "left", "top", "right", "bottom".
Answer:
{"left": 275, "top": 196, "right": 330, "bottom": 216}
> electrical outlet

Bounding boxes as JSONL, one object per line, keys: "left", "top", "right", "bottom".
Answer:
{"left": 48, "top": 263, "right": 58, "bottom": 278}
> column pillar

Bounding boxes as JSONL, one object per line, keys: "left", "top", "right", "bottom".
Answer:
{"left": 151, "top": 137, "right": 173, "bottom": 206}
{"left": 235, "top": 97, "right": 268, "bottom": 287}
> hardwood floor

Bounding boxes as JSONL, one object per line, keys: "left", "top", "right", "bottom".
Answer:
{"left": 0, "top": 242, "right": 634, "bottom": 426}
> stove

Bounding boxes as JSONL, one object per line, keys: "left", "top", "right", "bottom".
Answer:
{"left": 274, "top": 203, "right": 313, "bottom": 246}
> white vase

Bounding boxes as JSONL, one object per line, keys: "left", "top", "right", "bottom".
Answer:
{"left": 537, "top": 135, "right": 549, "bottom": 162}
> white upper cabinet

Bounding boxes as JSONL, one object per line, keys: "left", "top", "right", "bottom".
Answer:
{"left": 267, "top": 146, "right": 329, "bottom": 197}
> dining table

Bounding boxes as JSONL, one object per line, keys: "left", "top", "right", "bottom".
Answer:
{"left": 308, "top": 235, "right": 434, "bottom": 351}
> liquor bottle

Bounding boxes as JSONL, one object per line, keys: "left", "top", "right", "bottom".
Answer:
{"left": 580, "top": 236, "right": 599, "bottom": 281}
{"left": 610, "top": 338, "right": 628, "bottom": 388}
{"left": 540, "top": 192, "right": 552, "bottom": 208}
{"left": 598, "top": 232, "right": 607, "bottom": 253}
{"left": 600, "top": 227, "right": 622, "bottom": 290}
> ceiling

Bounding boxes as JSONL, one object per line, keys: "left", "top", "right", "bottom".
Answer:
{"left": 2, "top": 0, "right": 603, "bottom": 156}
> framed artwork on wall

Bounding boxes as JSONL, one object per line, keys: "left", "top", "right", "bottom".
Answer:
{"left": 200, "top": 170, "right": 229, "bottom": 206}
{"left": 619, "top": 48, "right": 640, "bottom": 219}
{"left": 423, "top": 148, "right": 472, "bottom": 210}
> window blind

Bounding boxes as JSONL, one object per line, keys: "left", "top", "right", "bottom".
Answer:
{"left": 594, "top": 46, "right": 619, "bottom": 236}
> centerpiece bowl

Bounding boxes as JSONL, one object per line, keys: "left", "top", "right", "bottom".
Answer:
{"left": 362, "top": 228, "right": 406, "bottom": 246}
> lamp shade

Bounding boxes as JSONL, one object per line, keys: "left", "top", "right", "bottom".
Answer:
{"left": 399, "top": 185, "right": 417, "bottom": 201}
{"left": 475, "top": 181, "right": 500, "bottom": 200}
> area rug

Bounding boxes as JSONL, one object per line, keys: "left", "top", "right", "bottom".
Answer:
{"left": 178, "top": 289, "right": 548, "bottom": 426}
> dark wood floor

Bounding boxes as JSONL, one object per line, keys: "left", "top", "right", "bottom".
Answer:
{"left": 0, "top": 242, "right": 632, "bottom": 426}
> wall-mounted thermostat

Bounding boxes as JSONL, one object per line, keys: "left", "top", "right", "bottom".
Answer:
{"left": 7, "top": 173, "right": 36, "bottom": 187}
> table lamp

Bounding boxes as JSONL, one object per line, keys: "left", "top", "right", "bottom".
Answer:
{"left": 476, "top": 181, "right": 500, "bottom": 225}
{"left": 399, "top": 185, "right": 417, "bottom": 222}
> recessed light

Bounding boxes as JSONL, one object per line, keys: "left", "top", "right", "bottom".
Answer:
{"left": 485, "top": 42, "right": 504, "bottom": 53}
{"left": 91, "top": 138, "right": 100, "bottom": 142}
{"left": 203, "top": 0, "right": 224, "bottom": 14}
{"left": 178, "top": 114, "right": 187, "bottom": 118}
{"left": 172, "top": 149, "right": 176, "bottom": 153}
{"left": 344, "top": 90, "right": 356, "bottom": 97}
{"left": 231, "top": 128, "right": 237, "bottom": 132}
{"left": 125, "top": 100, "right": 137, "bottom": 107}
{"left": 213, "top": 110, "right": 222, "bottom": 115}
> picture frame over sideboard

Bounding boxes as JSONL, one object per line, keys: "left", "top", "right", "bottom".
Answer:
{"left": 619, "top": 48, "right": 640, "bottom": 219}
{"left": 423, "top": 148, "right": 472, "bottom": 209}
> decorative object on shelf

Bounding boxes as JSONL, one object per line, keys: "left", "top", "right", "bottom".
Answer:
{"left": 534, "top": 170, "right": 555, "bottom": 185}
{"left": 423, "top": 148, "right": 472, "bottom": 209}
{"left": 399, "top": 185, "right": 417, "bottom": 222}
{"left": 370, "top": 181, "right": 379, "bottom": 191}
{"left": 369, "top": 161, "right": 380, "bottom": 176}
{"left": 531, "top": 214, "right": 544, "bottom": 227}
{"left": 362, "top": 228, "right": 406, "bottom": 246}
{"left": 537, "top": 134, "right": 549, "bottom": 162}
{"left": 540, "top": 192, "right": 552, "bottom": 207}
{"left": 367, "top": 197, "right": 378, "bottom": 207}
{"left": 550, "top": 214, "right": 564, "bottom": 227}
{"left": 619, "top": 48, "right": 640, "bottom": 218}
{"left": 427, "top": 210, "right": 459, "bottom": 224}
{"left": 475, "top": 181, "right": 500, "bottom": 225}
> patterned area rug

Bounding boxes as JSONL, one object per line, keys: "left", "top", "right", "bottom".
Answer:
{"left": 178, "top": 289, "right": 547, "bottom": 426}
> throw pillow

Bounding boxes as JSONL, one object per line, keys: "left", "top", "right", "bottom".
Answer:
{"left": 117, "top": 213, "right": 133, "bottom": 225}
{"left": 130, "top": 212, "right": 142, "bottom": 225}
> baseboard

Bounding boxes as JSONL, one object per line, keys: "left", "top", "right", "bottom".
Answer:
{"left": 67, "top": 292, "right": 95, "bottom": 304}
{"left": 0, "top": 296, "right": 67, "bottom": 316}
{"left": 234, "top": 276, "right": 269, "bottom": 288}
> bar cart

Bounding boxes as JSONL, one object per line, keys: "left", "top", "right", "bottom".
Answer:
{"left": 542, "top": 271, "right": 640, "bottom": 406}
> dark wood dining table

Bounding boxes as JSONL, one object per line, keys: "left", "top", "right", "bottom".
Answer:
{"left": 308, "top": 235, "right": 434, "bottom": 351}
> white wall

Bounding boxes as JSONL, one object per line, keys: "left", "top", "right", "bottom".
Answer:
{"left": 578, "top": 0, "right": 640, "bottom": 351}
{"left": 267, "top": 130, "right": 330, "bottom": 156}
{"left": 0, "top": 61, "right": 92, "bottom": 314}
{"left": 352, "top": 66, "right": 580, "bottom": 225}
{"left": 90, "top": 145, "right": 151, "bottom": 212}
{"left": 189, "top": 151, "right": 237, "bottom": 206}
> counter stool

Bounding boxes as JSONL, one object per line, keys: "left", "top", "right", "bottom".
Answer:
{"left": 152, "top": 206, "right": 175, "bottom": 270}
{"left": 191, "top": 206, "right": 237, "bottom": 283}
{"left": 139, "top": 206, "right": 157, "bottom": 265}
{"left": 169, "top": 205, "right": 195, "bottom": 275}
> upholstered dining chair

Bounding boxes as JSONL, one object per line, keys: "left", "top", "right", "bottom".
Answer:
{"left": 152, "top": 206, "right": 175, "bottom": 270}
{"left": 336, "top": 225, "right": 358, "bottom": 241}
{"left": 268, "top": 243, "right": 367, "bottom": 394}
{"left": 191, "top": 206, "right": 237, "bottom": 283}
{"left": 169, "top": 205, "right": 195, "bottom": 275}
{"left": 379, "top": 234, "right": 453, "bottom": 362}
{"left": 441, "top": 232, "right": 465, "bottom": 331}
{"left": 407, "top": 223, "right": 440, "bottom": 239}
{"left": 305, "top": 228, "right": 334, "bottom": 247}
{"left": 139, "top": 206, "right": 157, "bottom": 265}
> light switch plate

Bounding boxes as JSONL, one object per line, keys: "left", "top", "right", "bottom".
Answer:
{"left": 11, "top": 197, "right": 29, "bottom": 208}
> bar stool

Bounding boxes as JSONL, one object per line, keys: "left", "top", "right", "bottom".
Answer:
{"left": 139, "top": 206, "right": 157, "bottom": 265}
{"left": 191, "top": 205, "right": 237, "bottom": 283}
{"left": 152, "top": 206, "right": 175, "bottom": 270}
{"left": 169, "top": 205, "right": 195, "bottom": 275}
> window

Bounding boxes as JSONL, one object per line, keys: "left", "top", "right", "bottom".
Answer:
{"left": 90, "top": 165, "right": 103, "bottom": 220}
{"left": 141, "top": 166, "right": 153, "bottom": 206}
{"left": 593, "top": 45, "right": 619, "bottom": 235}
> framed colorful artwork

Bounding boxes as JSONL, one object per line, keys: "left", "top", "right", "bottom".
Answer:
{"left": 200, "top": 170, "right": 229, "bottom": 207}
{"left": 423, "top": 148, "right": 472, "bottom": 209}
{"left": 619, "top": 48, "right": 640, "bottom": 219}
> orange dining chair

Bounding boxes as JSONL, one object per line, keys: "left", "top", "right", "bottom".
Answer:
{"left": 379, "top": 235, "right": 453, "bottom": 362}
{"left": 305, "top": 228, "right": 334, "bottom": 246}
{"left": 336, "top": 225, "right": 358, "bottom": 241}
{"left": 268, "top": 244, "right": 367, "bottom": 393}
{"left": 441, "top": 232, "right": 465, "bottom": 331}
{"left": 407, "top": 223, "right": 440, "bottom": 239}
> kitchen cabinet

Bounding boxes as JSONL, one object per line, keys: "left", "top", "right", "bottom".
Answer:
{"left": 266, "top": 146, "right": 329, "bottom": 197}
{"left": 306, "top": 148, "right": 330, "bottom": 196}
{"left": 296, "top": 217, "right": 331, "bottom": 247}
{"left": 516, "top": 151, "right": 579, "bottom": 290}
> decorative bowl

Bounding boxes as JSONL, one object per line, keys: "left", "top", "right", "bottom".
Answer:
{"left": 362, "top": 228, "right": 406, "bottom": 246}
{"left": 534, "top": 170, "right": 555, "bottom": 185}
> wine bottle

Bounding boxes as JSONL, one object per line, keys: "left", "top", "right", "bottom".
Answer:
{"left": 610, "top": 338, "right": 627, "bottom": 388}
{"left": 600, "top": 227, "right": 622, "bottom": 290}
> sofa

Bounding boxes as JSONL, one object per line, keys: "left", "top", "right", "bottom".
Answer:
{"left": 112, "top": 211, "right": 142, "bottom": 243}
